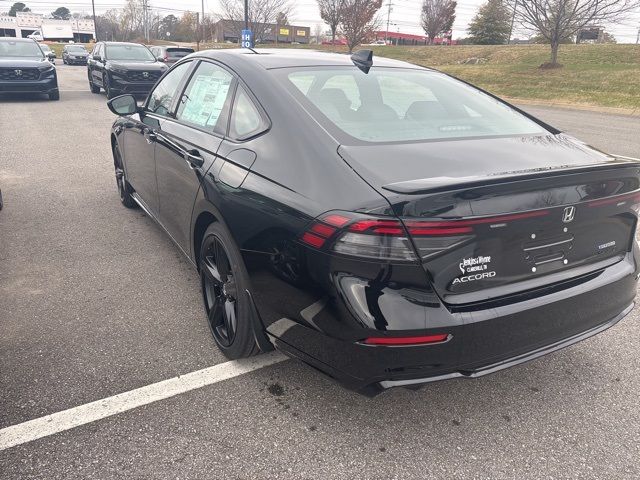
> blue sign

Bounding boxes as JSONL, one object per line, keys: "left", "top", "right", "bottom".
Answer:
{"left": 241, "top": 29, "right": 253, "bottom": 48}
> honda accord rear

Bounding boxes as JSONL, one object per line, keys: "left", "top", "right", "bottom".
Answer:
{"left": 108, "top": 49, "right": 638, "bottom": 395}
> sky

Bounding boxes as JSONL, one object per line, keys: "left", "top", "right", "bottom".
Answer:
{"left": 1, "top": 0, "right": 639, "bottom": 43}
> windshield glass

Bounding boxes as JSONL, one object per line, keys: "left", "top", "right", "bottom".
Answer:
{"left": 106, "top": 44, "right": 155, "bottom": 61}
{"left": 281, "top": 67, "right": 546, "bottom": 143}
{"left": 67, "top": 46, "right": 87, "bottom": 52}
{"left": 0, "top": 40, "right": 44, "bottom": 58}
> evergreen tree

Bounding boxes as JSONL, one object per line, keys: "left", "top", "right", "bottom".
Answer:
{"left": 467, "top": 0, "right": 511, "bottom": 45}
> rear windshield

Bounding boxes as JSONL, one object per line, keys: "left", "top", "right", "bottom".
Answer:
{"left": 167, "top": 48, "right": 194, "bottom": 58}
{"left": 280, "top": 67, "right": 547, "bottom": 143}
{"left": 106, "top": 44, "right": 155, "bottom": 61}
{"left": 0, "top": 40, "right": 44, "bottom": 58}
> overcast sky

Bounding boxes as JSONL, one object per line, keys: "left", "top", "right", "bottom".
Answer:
{"left": 2, "top": 0, "right": 639, "bottom": 42}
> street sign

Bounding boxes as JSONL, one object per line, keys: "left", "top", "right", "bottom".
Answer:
{"left": 241, "top": 29, "right": 253, "bottom": 48}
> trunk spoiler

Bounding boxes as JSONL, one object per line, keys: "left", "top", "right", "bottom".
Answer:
{"left": 382, "top": 157, "right": 640, "bottom": 195}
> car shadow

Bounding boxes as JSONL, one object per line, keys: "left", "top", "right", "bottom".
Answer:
{"left": 0, "top": 93, "right": 52, "bottom": 102}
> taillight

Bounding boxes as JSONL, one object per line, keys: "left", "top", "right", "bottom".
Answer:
{"left": 299, "top": 212, "right": 473, "bottom": 262}
{"left": 362, "top": 333, "right": 450, "bottom": 346}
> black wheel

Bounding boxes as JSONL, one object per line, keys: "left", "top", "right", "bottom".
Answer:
{"left": 113, "top": 144, "right": 137, "bottom": 209}
{"left": 200, "top": 223, "right": 259, "bottom": 359}
{"left": 89, "top": 72, "right": 100, "bottom": 93}
{"left": 63, "top": 58, "right": 67, "bottom": 64}
{"left": 48, "top": 89, "right": 60, "bottom": 101}
{"left": 103, "top": 73, "right": 116, "bottom": 99}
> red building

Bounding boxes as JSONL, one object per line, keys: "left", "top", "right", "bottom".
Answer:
{"left": 374, "top": 31, "right": 456, "bottom": 46}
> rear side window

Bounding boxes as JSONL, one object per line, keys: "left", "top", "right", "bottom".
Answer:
{"left": 167, "top": 48, "right": 194, "bottom": 59}
{"left": 147, "top": 62, "right": 191, "bottom": 116}
{"left": 229, "top": 86, "right": 266, "bottom": 140}
{"left": 284, "top": 68, "right": 546, "bottom": 144}
{"left": 176, "top": 62, "right": 233, "bottom": 132}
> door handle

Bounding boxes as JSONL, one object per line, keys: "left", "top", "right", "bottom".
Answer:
{"left": 184, "top": 149, "right": 204, "bottom": 169}
{"left": 143, "top": 129, "right": 157, "bottom": 144}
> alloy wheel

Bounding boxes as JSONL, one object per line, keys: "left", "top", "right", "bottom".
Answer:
{"left": 201, "top": 236, "right": 238, "bottom": 347}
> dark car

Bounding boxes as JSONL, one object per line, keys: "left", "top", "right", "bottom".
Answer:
{"left": 0, "top": 37, "right": 59, "bottom": 100}
{"left": 63, "top": 44, "right": 89, "bottom": 65}
{"left": 88, "top": 41, "right": 167, "bottom": 99}
{"left": 107, "top": 49, "right": 639, "bottom": 395}
{"left": 149, "top": 45, "right": 195, "bottom": 64}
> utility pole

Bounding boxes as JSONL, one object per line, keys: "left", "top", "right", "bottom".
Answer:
{"left": 141, "top": 0, "right": 149, "bottom": 42}
{"left": 91, "top": 0, "right": 98, "bottom": 41}
{"left": 244, "top": 0, "right": 249, "bottom": 30}
{"left": 196, "top": 12, "right": 200, "bottom": 50}
{"left": 201, "top": 0, "right": 206, "bottom": 43}
{"left": 385, "top": 2, "right": 393, "bottom": 44}
{"left": 508, "top": 0, "right": 518, "bottom": 45}
{"left": 636, "top": 25, "right": 639, "bottom": 44}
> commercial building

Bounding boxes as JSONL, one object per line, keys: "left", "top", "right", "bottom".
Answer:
{"left": 213, "top": 20, "right": 310, "bottom": 44}
{"left": 0, "top": 12, "right": 95, "bottom": 42}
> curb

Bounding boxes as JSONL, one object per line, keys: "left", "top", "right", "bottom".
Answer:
{"left": 505, "top": 97, "right": 640, "bottom": 117}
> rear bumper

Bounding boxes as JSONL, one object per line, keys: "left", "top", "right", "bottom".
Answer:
{"left": 267, "top": 253, "right": 638, "bottom": 396}
{"left": 0, "top": 77, "right": 57, "bottom": 94}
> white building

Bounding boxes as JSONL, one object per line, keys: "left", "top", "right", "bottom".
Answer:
{"left": 0, "top": 12, "right": 95, "bottom": 42}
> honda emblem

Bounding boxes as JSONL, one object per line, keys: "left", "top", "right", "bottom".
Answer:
{"left": 562, "top": 206, "right": 576, "bottom": 223}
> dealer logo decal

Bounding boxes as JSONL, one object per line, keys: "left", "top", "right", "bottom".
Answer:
{"left": 453, "top": 255, "right": 496, "bottom": 284}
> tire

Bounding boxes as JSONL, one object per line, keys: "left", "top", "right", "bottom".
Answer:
{"left": 103, "top": 73, "right": 116, "bottom": 99}
{"left": 113, "top": 144, "right": 137, "bottom": 209}
{"left": 48, "top": 89, "right": 59, "bottom": 101}
{"left": 63, "top": 58, "right": 67, "bottom": 64}
{"left": 89, "top": 72, "right": 100, "bottom": 93}
{"left": 199, "top": 223, "right": 259, "bottom": 359}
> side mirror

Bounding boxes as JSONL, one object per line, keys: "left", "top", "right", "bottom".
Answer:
{"left": 108, "top": 94, "right": 138, "bottom": 116}
{"left": 157, "top": 56, "right": 165, "bottom": 62}
{"left": 93, "top": 54, "right": 102, "bottom": 62}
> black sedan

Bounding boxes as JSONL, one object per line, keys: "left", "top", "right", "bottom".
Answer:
{"left": 88, "top": 41, "right": 167, "bottom": 99}
{"left": 63, "top": 44, "right": 89, "bottom": 65}
{"left": 107, "top": 49, "right": 639, "bottom": 395}
{"left": 0, "top": 37, "right": 59, "bottom": 100}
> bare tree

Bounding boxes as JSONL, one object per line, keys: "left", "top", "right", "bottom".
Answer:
{"left": 340, "top": 0, "right": 383, "bottom": 53}
{"left": 318, "top": 0, "right": 345, "bottom": 45}
{"left": 421, "top": 0, "right": 457, "bottom": 44}
{"left": 314, "top": 23, "right": 324, "bottom": 43}
{"left": 513, "top": 0, "right": 640, "bottom": 67}
{"left": 218, "top": 0, "right": 293, "bottom": 44}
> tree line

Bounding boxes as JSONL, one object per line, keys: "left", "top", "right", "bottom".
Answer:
{"left": 4, "top": 0, "right": 639, "bottom": 66}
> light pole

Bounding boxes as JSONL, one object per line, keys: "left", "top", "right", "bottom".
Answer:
{"left": 91, "top": 0, "right": 97, "bottom": 41}
{"left": 244, "top": 0, "right": 249, "bottom": 30}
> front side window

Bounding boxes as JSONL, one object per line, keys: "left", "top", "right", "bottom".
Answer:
{"left": 176, "top": 62, "right": 233, "bottom": 132}
{"left": 229, "top": 87, "right": 266, "bottom": 140}
{"left": 105, "top": 44, "right": 155, "bottom": 62}
{"left": 147, "top": 62, "right": 191, "bottom": 116}
{"left": 0, "top": 40, "right": 44, "bottom": 58}
{"left": 283, "top": 67, "right": 547, "bottom": 144}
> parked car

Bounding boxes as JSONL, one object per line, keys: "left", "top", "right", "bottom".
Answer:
{"left": 87, "top": 41, "right": 167, "bottom": 99}
{"left": 27, "top": 30, "right": 43, "bottom": 42}
{"left": 39, "top": 43, "right": 56, "bottom": 63}
{"left": 0, "top": 37, "right": 59, "bottom": 100}
{"left": 149, "top": 45, "right": 195, "bottom": 64}
{"left": 107, "top": 48, "right": 640, "bottom": 395}
{"left": 63, "top": 44, "right": 89, "bottom": 65}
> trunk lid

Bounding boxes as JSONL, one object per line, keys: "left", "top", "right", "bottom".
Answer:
{"left": 338, "top": 135, "right": 640, "bottom": 305}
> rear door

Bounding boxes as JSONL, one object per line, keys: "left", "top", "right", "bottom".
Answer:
{"left": 155, "top": 60, "right": 235, "bottom": 253}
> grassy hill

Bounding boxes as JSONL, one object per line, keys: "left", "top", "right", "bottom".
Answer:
{"left": 368, "top": 44, "right": 640, "bottom": 111}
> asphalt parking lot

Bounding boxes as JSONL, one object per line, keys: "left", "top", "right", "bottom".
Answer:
{"left": 1, "top": 63, "right": 639, "bottom": 479}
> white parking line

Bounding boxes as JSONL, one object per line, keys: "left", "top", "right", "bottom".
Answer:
{"left": 0, "top": 351, "right": 287, "bottom": 451}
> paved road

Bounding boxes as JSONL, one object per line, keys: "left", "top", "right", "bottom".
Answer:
{"left": 1, "top": 64, "right": 639, "bottom": 479}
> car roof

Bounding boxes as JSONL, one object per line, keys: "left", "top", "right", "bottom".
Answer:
{"left": 0, "top": 37, "right": 37, "bottom": 43}
{"left": 102, "top": 41, "right": 148, "bottom": 47}
{"left": 198, "top": 48, "right": 429, "bottom": 71}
